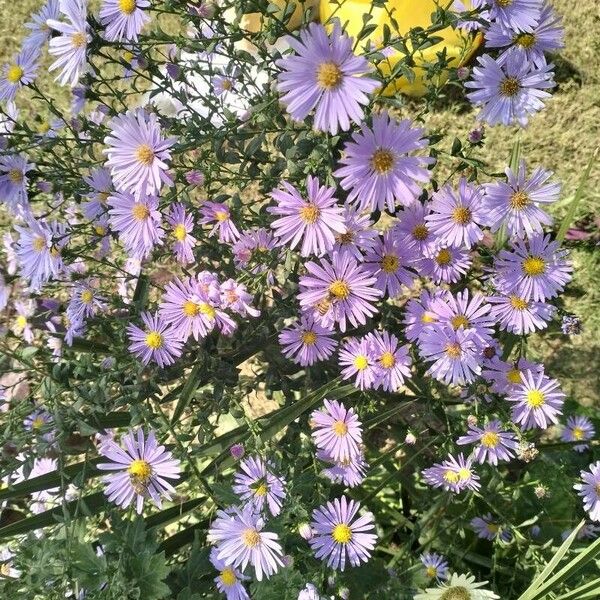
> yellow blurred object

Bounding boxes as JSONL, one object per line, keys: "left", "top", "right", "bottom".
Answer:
{"left": 319, "top": 0, "right": 483, "bottom": 97}
{"left": 238, "top": 0, "right": 320, "bottom": 34}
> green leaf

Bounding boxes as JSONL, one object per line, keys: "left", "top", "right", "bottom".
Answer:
{"left": 556, "top": 148, "right": 598, "bottom": 242}
{"left": 171, "top": 361, "right": 203, "bottom": 425}
{"left": 554, "top": 577, "right": 600, "bottom": 600}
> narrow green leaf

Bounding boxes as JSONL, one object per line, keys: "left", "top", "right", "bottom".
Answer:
{"left": 171, "top": 362, "right": 203, "bottom": 425}
{"left": 518, "top": 520, "right": 584, "bottom": 600}
{"left": 144, "top": 497, "right": 205, "bottom": 530}
{"left": 554, "top": 577, "right": 600, "bottom": 600}
{"left": 556, "top": 148, "right": 598, "bottom": 242}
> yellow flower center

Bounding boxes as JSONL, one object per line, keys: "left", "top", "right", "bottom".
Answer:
{"left": 451, "top": 314, "right": 469, "bottom": 329}
{"left": 594, "top": 483, "right": 600, "bottom": 496}
{"left": 497, "top": 0, "right": 513, "bottom": 5}
{"left": 439, "top": 586, "right": 472, "bottom": 600}
{"left": 421, "top": 313, "right": 436, "bottom": 324}
{"left": 80, "top": 289, "right": 93, "bottom": 304}
{"left": 173, "top": 224, "right": 187, "bottom": 241}
{"left": 221, "top": 79, "right": 233, "bottom": 91}
{"left": 95, "top": 225, "right": 107, "bottom": 236}
{"left": 435, "top": 249, "right": 452, "bottom": 266}
{"left": 199, "top": 303, "right": 216, "bottom": 319}
{"left": 329, "top": 279, "right": 350, "bottom": 300}
{"left": 412, "top": 223, "right": 429, "bottom": 241}
{"left": 506, "top": 368, "right": 522, "bottom": 385}
{"left": 337, "top": 231, "right": 354, "bottom": 244}
{"left": 8, "top": 169, "right": 23, "bottom": 183}
{"left": 514, "top": 32, "right": 536, "bottom": 48}
{"left": 500, "top": 77, "right": 520, "bottom": 97}
{"left": 332, "top": 523, "right": 352, "bottom": 544}
{"left": 522, "top": 256, "right": 546, "bottom": 277}
{"left": 33, "top": 236, "right": 47, "bottom": 252}
{"left": 145, "top": 331, "right": 163, "bottom": 349}
{"left": 332, "top": 420, "right": 348, "bottom": 436}
{"left": 481, "top": 431, "right": 500, "bottom": 448}
{"left": 316, "top": 62, "right": 343, "bottom": 89}
{"left": 299, "top": 203, "right": 321, "bottom": 224}
{"left": 443, "top": 470, "right": 460, "bottom": 484}
{"left": 301, "top": 330, "right": 317, "bottom": 345}
{"left": 526, "top": 389, "right": 545, "bottom": 408}
{"left": 32, "top": 416, "right": 45, "bottom": 430}
{"left": 128, "top": 459, "right": 152, "bottom": 480}
{"left": 254, "top": 483, "right": 268, "bottom": 497}
{"left": 487, "top": 523, "right": 499, "bottom": 534}
{"left": 379, "top": 351, "right": 396, "bottom": 369}
{"left": 242, "top": 528, "right": 261, "bottom": 548}
{"left": 123, "top": 50, "right": 134, "bottom": 62}
{"left": 572, "top": 427, "right": 585, "bottom": 441}
{"left": 353, "top": 355, "right": 369, "bottom": 370}
{"left": 445, "top": 342, "right": 462, "bottom": 359}
{"left": 15, "top": 315, "right": 28, "bottom": 329}
{"left": 214, "top": 210, "right": 229, "bottom": 222}
{"left": 131, "top": 203, "right": 150, "bottom": 220}
{"left": 371, "top": 149, "right": 395, "bottom": 174}
{"left": 220, "top": 568, "right": 237, "bottom": 587}
{"left": 135, "top": 144, "right": 155, "bottom": 166}
{"left": 182, "top": 300, "right": 200, "bottom": 317}
{"left": 452, "top": 206, "right": 472, "bottom": 225}
{"left": 510, "top": 190, "right": 530, "bottom": 210}
{"left": 99, "top": 191, "right": 110, "bottom": 203}
{"left": 118, "top": 0, "right": 137, "bottom": 14}
{"left": 381, "top": 254, "right": 399, "bottom": 273}
{"left": 509, "top": 295, "right": 528, "bottom": 310}
{"left": 6, "top": 64, "right": 24, "bottom": 84}
{"left": 71, "top": 32, "right": 87, "bottom": 48}
{"left": 426, "top": 566, "right": 438, "bottom": 578}
{"left": 458, "top": 467, "right": 471, "bottom": 480}
{"left": 37, "top": 121, "right": 50, "bottom": 134}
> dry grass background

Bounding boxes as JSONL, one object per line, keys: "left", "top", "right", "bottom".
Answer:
{"left": 0, "top": 0, "right": 598, "bottom": 403}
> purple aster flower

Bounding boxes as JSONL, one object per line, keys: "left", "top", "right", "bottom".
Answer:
{"left": 465, "top": 53, "right": 555, "bottom": 127}
{"left": 126, "top": 311, "right": 183, "bottom": 367}
{"left": 485, "top": 3, "right": 564, "bottom": 67}
{"left": 418, "top": 244, "right": 472, "bottom": 284}
{"left": 24, "top": 408, "right": 53, "bottom": 433}
{"left": 309, "top": 495, "right": 377, "bottom": 570}
{"left": 492, "top": 234, "right": 572, "bottom": 301}
{"left": 457, "top": 420, "right": 518, "bottom": 465}
{"left": 200, "top": 202, "right": 240, "bottom": 243}
{"left": 232, "top": 228, "right": 279, "bottom": 282}
{"left": 0, "top": 153, "right": 33, "bottom": 216}
{"left": 403, "top": 289, "right": 443, "bottom": 342}
{"left": 421, "top": 552, "right": 449, "bottom": 580}
{"left": 426, "top": 179, "right": 486, "bottom": 249}
{"left": 334, "top": 111, "right": 433, "bottom": 213}
{"left": 298, "top": 251, "right": 382, "bottom": 333}
{"left": 311, "top": 399, "right": 362, "bottom": 462}
{"left": 367, "top": 330, "right": 412, "bottom": 392}
{"left": 418, "top": 325, "right": 482, "bottom": 385}
{"left": 561, "top": 416, "right": 595, "bottom": 452}
{"left": 487, "top": 0, "right": 542, "bottom": 33}
{"left": 103, "top": 108, "right": 175, "bottom": 199}
{"left": 317, "top": 449, "right": 367, "bottom": 488}
{"left": 97, "top": 428, "right": 181, "bottom": 513}
{"left": 209, "top": 547, "right": 250, "bottom": 600}
{"left": 508, "top": 369, "right": 565, "bottom": 430}
{"left": 220, "top": 280, "right": 260, "bottom": 318}
{"left": 230, "top": 443, "right": 245, "bottom": 460}
{"left": 165, "top": 202, "right": 196, "bottom": 264}
{"left": 471, "top": 514, "right": 510, "bottom": 541}
{"left": 23, "top": 0, "right": 60, "bottom": 52}
{"left": 483, "top": 160, "right": 559, "bottom": 238}
{"left": 185, "top": 169, "right": 204, "bottom": 186}
{"left": 338, "top": 337, "right": 376, "bottom": 390}
{"left": 212, "top": 72, "right": 237, "bottom": 97}
{"left": 232, "top": 455, "right": 286, "bottom": 517}
{"left": 393, "top": 202, "right": 437, "bottom": 255}
{"left": 278, "top": 314, "right": 337, "bottom": 366}
{"left": 276, "top": 22, "right": 379, "bottom": 135}
{"left": 452, "top": 0, "right": 490, "bottom": 31}
{"left": 108, "top": 191, "right": 163, "bottom": 259}
{"left": 268, "top": 175, "right": 346, "bottom": 257}
{"left": 561, "top": 314, "right": 582, "bottom": 335}
{"left": 100, "top": 0, "right": 150, "bottom": 42}
{"left": 159, "top": 276, "right": 221, "bottom": 342}
{"left": 66, "top": 279, "right": 105, "bottom": 321}
{"left": 15, "top": 219, "right": 67, "bottom": 291}
{"left": 298, "top": 583, "right": 320, "bottom": 600}
{"left": 574, "top": 462, "right": 600, "bottom": 522}
{"left": 364, "top": 231, "right": 416, "bottom": 298}
{"left": 431, "top": 290, "right": 495, "bottom": 347}
{"left": 208, "top": 504, "right": 284, "bottom": 581}
{"left": 482, "top": 356, "right": 543, "bottom": 395}
{"left": 332, "top": 207, "right": 378, "bottom": 261}
{"left": 0, "top": 47, "right": 40, "bottom": 102}
{"left": 423, "top": 453, "right": 480, "bottom": 493}
{"left": 48, "top": 0, "right": 90, "bottom": 87}
{"left": 82, "top": 167, "right": 113, "bottom": 220}
{"left": 488, "top": 293, "right": 554, "bottom": 334}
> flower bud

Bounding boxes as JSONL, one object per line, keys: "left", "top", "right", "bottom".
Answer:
{"left": 298, "top": 522, "right": 314, "bottom": 540}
